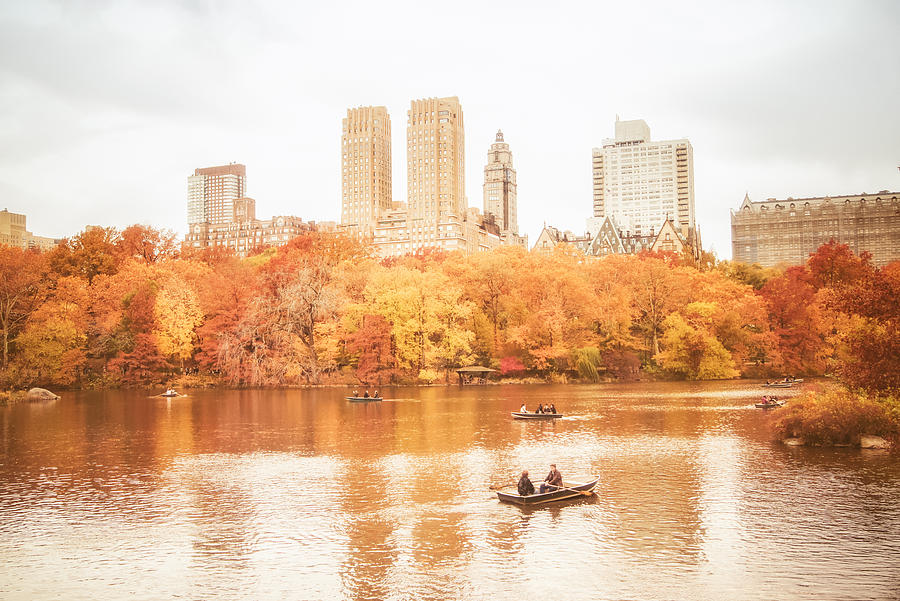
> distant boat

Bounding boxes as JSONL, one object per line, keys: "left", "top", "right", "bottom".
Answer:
{"left": 160, "top": 389, "right": 179, "bottom": 397}
{"left": 756, "top": 401, "right": 785, "bottom": 409}
{"left": 496, "top": 477, "right": 599, "bottom": 505}
{"left": 346, "top": 396, "right": 382, "bottom": 403}
{"left": 511, "top": 411, "right": 563, "bottom": 420}
{"left": 763, "top": 382, "right": 794, "bottom": 388}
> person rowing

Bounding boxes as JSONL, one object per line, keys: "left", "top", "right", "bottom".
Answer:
{"left": 520, "top": 403, "right": 527, "bottom": 413}
{"left": 539, "top": 463, "right": 563, "bottom": 493}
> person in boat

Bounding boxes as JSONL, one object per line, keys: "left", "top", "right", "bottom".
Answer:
{"left": 520, "top": 403, "right": 527, "bottom": 413}
{"left": 536, "top": 403, "right": 544, "bottom": 414}
{"left": 373, "top": 390, "right": 380, "bottom": 398}
{"left": 364, "top": 390, "right": 370, "bottom": 398}
{"left": 352, "top": 389, "right": 359, "bottom": 397}
{"left": 517, "top": 470, "right": 535, "bottom": 496}
{"left": 539, "top": 464, "right": 563, "bottom": 494}
{"left": 549, "top": 403, "right": 557, "bottom": 415}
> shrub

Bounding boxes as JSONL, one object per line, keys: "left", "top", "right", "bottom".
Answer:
{"left": 772, "top": 389, "right": 899, "bottom": 446}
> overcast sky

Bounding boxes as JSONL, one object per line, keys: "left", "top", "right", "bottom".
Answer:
{"left": 1, "top": 0, "right": 898, "bottom": 259}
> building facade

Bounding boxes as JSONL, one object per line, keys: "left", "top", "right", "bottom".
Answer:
{"left": 187, "top": 163, "right": 246, "bottom": 226}
{"left": 731, "top": 191, "right": 900, "bottom": 267}
{"left": 483, "top": 130, "right": 526, "bottom": 248}
{"left": 184, "top": 212, "right": 318, "bottom": 259}
{"left": 591, "top": 118, "right": 694, "bottom": 236}
{"left": 0, "top": 208, "right": 60, "bottom": 250}
{"left": 340, "top": 106, "right": 392, "bottom": 237}
{"left": 369, "top": 97, "right": 500, "bottom": 257}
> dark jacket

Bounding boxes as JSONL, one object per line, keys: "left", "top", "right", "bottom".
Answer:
{"left": 545, "top": 468, "right": 563, "bottom": 487}
{"left": 518, "top": 474, "right": 535, "bottom": 496}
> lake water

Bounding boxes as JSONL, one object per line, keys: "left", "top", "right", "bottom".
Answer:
{"left": 2, "top": 382, "right": 899, "bottom": 600}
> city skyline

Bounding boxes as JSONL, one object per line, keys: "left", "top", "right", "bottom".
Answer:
{"left": 1, "top": 1, "right": 898, "bottom": 259}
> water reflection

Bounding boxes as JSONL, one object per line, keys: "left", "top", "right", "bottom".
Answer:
{"left": 1, "top": 381, "right": 899, "bottom": 600}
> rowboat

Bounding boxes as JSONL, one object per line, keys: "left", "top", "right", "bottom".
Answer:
{"left": 763, "top": 382, "right": 793, "bottom": 388}
{"left": 160, "top": 389, "right": 179, "bottom": 397}
{"left": 511, "top": 411, "right": 562, "bottom": 420}
{"left": 756, "top": 401, "right": 785, "bottom": 409}
{"left": 346, "top": 396, "right": 382, "bottom": 402}
{"left": 496, "top": 476, "right": 600, "bottom": 506}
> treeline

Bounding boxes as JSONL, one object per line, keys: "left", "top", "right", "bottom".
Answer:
{"left": 1, "top": 225, "right": 897, "bottom": 390}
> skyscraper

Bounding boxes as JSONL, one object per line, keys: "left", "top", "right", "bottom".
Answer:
{"left": 407, "top": 97, "right": 466, "bottom": 220}
{"left": 361, "top": 96, "right": 500, "bottom": 257}
{"left": 482, "top": 129, "right": 525, "bottom": 246}
{"left": 187, "top": 163, "right": 246, "bottom": 226}
{"left": 590, "top": 118, "right": 694, "bottom": 236}
{"left": 340, "top": 106, "right": 392, "bottom": 236}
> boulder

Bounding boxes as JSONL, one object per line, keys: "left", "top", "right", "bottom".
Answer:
{"left": 26, "top": 388, "right": 59, "bottom": 401}
{"left": 860, "top": 435, "right": 890, "bottom": 450}
{"left": 782, "top": 437, "right": 805, "bottom": 446}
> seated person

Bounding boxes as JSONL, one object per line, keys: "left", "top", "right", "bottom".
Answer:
{"left": 536, "top": 403, "right": 544, "bottom": 414}
{"left": 520, "top": 403, "right": 527, "bottom": 413}
{"left": 539, "top": 464, "right": 563, "bottom": 493}
{"left": 517, "top": 470, "right": 535, "bottom": 496}
{"left": 363, "top": 390, "right": 370, "bottom": 398}
{"left": 373, "top": 390, "right": 380, "bottom": 398}
{"left": 549, "top": 403, "right": 557, "bottom": 414}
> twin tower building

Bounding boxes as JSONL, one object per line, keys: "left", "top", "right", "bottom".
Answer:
{"left": 340, "top": 97, "right": 526, "bottom": 257}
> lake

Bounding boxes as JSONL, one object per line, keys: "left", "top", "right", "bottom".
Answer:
{"left": 2, "top": 382, "right": 899, "bottom": 600}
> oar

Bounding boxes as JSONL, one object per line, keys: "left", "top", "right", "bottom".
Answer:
{"left": 542, "top": 482, "right": 594, "bottom": 497}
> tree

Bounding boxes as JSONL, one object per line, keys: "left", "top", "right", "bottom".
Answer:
{"left": 346, "top": 314, "right": 396, "bottom": 385}
{"left": 760, "top": 266, "right": 825, "bottom": 374}
{"left": 154, "top": 277, "right": 203, "bottom": 369}
{"left": 655, "top": 307, "right": 739, "bottom": 380}
{"left": 117, "top": 225, "right": 178, "bottom": 264}
{"left": 807, "top": 240, "right": 873, "bottom": 290}
{"left": 48, "top": 227, "right": 121, "bottom": 284}
{"left": 11, "top": 276, "right": 88, "bottom": 386}
{"left": 0, "top": 246, "right": 48, "bottom": 368}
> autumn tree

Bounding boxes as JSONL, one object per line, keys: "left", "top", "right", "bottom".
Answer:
{"left": 655, "top": 302, "right": 739, "bottom": 380}
{"left": 117, "top": 225, "right": 178, "bottom": 264}
{"left": 760, "top": 266, "right": 825, "bottom": 374}
{"left": 0, "top": 246, "right": 48, "bottom": 369}
{"left": 346, "top": 314, "right": 396, "bottom": 385}
{"left": 49, "top": 227, "right": 121, "bottom": 284}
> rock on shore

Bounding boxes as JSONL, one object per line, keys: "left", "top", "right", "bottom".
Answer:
{"left": 860, "top": 435, "right": 890, "bottom": 450}
{"left": 27, "top": 388, "right": 60, "bottom": 401}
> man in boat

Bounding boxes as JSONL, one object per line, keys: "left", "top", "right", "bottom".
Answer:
{"left": 373, "top": 390, "right": 380, "bottom": 398}
{"left": 549, "top": 403, "right": 557, "bottom": 414}
{"left": 520, "top": 403, "right": 527, "bottom": 413}
{"left": 517, "top": 470, "right": 535, "bottom": 496}
{"left": 363, "top": 390, "right": 370, "bottom": 398}
{"left": 536, "top": 403, "right": 544, "bottom": 414}
{"left": 539, "top": 464, "right": 563, "bottom": 493}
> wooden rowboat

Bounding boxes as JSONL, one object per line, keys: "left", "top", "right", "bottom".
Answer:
{"left": 511, "top": 412, "right": 563, "bottom": 420}
{"left": 497, "top": 477, "right": 600, "bottom": 505}
{"left": 755, "top": 401, "right": 785, "bottom": 409}
{"left": 346, "top": 396, "right": 382, "bottom": 402}
{"left": 763, "top": 382, "right": 793, "bottom": 388}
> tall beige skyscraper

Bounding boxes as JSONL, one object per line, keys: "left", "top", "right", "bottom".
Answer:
{"left": 340, "top": 106, "right": 392, "bottom": 236}
{"left": 590, "top": 118, "right": 694, "bottom": 236}
{"left": 483, "top": 129, "right": 518, "bottom": 237}
{"left": 187, "top": 163, "right": 246, "bottom": 226}
{"left": 407, "top": 97, "right": 465, "bottom": 221}
{"left": 368, "top": 96, "right": 500, "bottom": 257}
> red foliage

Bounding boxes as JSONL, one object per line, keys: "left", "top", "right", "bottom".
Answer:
{"left": 760, "top": 266, "right": 823, "bottom": 374}
{"left": 807, "top": 240, "right": 873, "bottom": 290}
{"left": 346, "top": 314, "right": 396, "bottom": 385}
{"left": 500, "top": 356, "right": 526, "bottom": 375}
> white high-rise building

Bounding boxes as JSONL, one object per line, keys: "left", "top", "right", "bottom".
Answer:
{"left": 187, "top": 163, "right": 246, "bottom": 226}
{"left": 590, "top": 118, "right": 694, "bottom": 236}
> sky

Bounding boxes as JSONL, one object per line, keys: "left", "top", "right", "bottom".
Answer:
{"left": 1, "top": 0, "right": 898, "bottom": 259}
